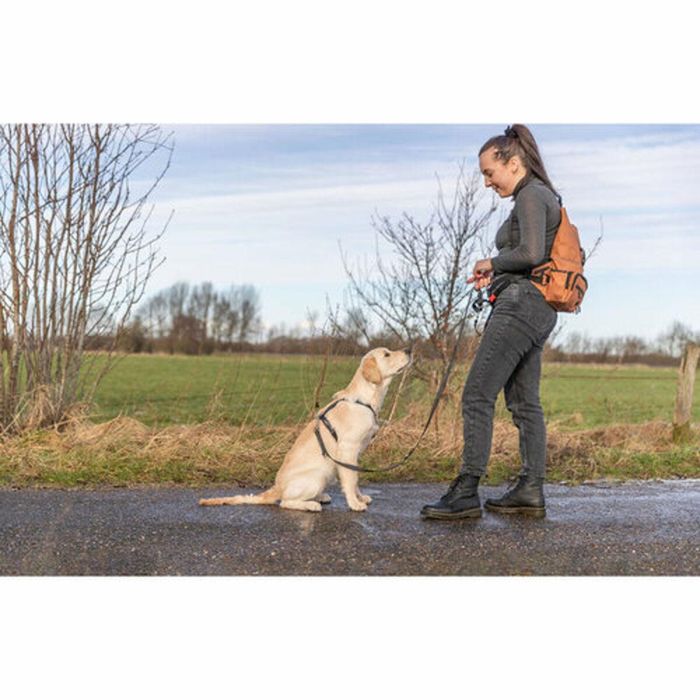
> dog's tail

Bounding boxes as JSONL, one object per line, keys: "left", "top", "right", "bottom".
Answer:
{"left": 199, "top": 485, "right": 281, "bottom": 507}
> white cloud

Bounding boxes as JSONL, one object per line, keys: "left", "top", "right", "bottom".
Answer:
{"left": 547, "top": 129, "right": 700, "bottom": 213}
{"left": 586, "top": 233, "right": 697, "bottom": 271}
{"left": 161, "top": 178, "right": 439, "bottom": 217}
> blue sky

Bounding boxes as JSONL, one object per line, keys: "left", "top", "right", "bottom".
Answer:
{"left": 143, "top": 124, "right": 700, "bottom": 343}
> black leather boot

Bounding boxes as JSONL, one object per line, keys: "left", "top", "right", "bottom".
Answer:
{"left": 484, "top": 474, "right": 546, "bottom": 517}
{"left": 420, "top": 473, "right": 482, "bottom": 520}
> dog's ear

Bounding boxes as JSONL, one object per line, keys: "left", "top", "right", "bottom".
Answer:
{"left": 361, "top": 356, "right": 382, "bottom": 385}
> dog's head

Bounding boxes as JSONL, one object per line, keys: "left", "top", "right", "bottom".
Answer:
{"left": 360, "top": 347, "right": 412, "bottom": 385}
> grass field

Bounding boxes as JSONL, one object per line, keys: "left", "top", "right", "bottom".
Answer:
{"left": 1, "top": 352, "right": 698, "bottom": 488}
{"left": 90, "top": 352, "right": 700, "bottom": 429}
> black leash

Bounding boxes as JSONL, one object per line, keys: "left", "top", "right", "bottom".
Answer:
{"left": 314, "top": 286, "right": 484, "bottom": 473}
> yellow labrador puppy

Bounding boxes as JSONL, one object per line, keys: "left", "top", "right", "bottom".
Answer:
{"left": 199, "top": 347, "right": 411, "bottom": 512}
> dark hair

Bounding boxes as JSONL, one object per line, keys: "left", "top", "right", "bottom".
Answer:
{"left": 479, "top": 124, "right": 561, "bottom": 204}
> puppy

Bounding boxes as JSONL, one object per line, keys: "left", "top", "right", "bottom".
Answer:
{"left": 199, "top": 347, "right": 412, "bottom": 512}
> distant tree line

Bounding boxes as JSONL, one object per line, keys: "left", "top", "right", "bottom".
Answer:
{"left": 545, "top": 320, "right": 699, "bottom": 366}
{"left": 103, "top": 281, "right": 697, "bottom": 366}
{"left": 257, "top": 317, "right": 697, "bottom": 366}
{"left": 257, "top": 317, "right": 698, "bottom": 366}
{"left": 102, "top": 282, "right": 263, "bottom": 355}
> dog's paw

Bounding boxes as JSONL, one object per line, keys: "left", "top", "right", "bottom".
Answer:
{"left": 280, "top": 499, "right": 323, "bottom": 512}
{"left": 358, "top": 493, "right": 372, "bottom": 504}
{"left": 348, "top": 501, "right": 368, "bottom": 512}
{"left": 317, "top": 493, "right": 332, "bottom": 504}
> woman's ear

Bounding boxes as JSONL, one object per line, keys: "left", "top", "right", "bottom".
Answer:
{"left": 361, "top": 356, "right": 382, "bottom": 385}
{"left": 509, "top": 154, "right": 524, "bottom": 173}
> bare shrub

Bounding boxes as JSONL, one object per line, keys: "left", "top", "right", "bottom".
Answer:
{"left": 0, "top": 124, "right": 172, "bottom": 433}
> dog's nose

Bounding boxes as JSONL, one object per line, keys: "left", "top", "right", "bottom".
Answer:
{"left": 403, "top": 344, "right": 413, "bottom": 356}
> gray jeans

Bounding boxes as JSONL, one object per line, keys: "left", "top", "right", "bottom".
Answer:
{"left": 460, "top": 279, "right": 557, "bottom": 479}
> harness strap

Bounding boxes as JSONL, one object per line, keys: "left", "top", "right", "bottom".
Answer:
{"left": 319, "top": 413, "right": 338, "bottom": 442}
{"left": 314, "top": 423, "right": 378, "bottom": 473}
{"left": 315, "top": 397, "right": 392, "bottom": 472}
{"left": 314, "top": 419, "right": 408, "bottom": 473}
{"left": 316, "top": 398, "right": 377, "bottom": 444}
{"left": 353, "top": 399, "right": 378, "bottom": 421}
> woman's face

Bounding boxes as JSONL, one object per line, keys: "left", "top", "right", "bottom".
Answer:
{"left": 479, "top": 147, "right": 524, "bottom": 198}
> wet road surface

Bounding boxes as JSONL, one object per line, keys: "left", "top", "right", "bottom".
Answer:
{"left": 0, "top": 480, "right": 698, "bottom": 575}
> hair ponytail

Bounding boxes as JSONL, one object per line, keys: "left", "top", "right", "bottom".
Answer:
{"left": 479, "top": 124, "right": 561, "bottom": 204}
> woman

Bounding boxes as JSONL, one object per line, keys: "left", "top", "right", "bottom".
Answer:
{"left": 421, "top": 124, "right": 560, "bottom": 520}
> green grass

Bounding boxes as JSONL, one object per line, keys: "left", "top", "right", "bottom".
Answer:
{"left": 539, "top": 363, "right": 693, "bottom": 428}
{"left": 89, "top": 353, "right": 698, "bottom": 430}
{"left": 1, "top": 352, "right": 697, "bottom": 489}
{"left": 91, "top": 352, "right": 358, "bottom": 426}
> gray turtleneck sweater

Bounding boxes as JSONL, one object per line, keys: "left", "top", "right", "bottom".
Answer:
{"left": 490, "top": 175, "right": 561, "bottom": 278}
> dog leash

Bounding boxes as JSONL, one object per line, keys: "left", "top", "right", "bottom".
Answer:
{"left": 314, "top": 286, "right": 484, "bottom": 473}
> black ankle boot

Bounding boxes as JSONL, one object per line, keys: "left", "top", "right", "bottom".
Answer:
{"left": 421, "top": 473, "right": 482, "bottom": 520}
{"left": 484, "top": 473, "right": 546, "bottom": 517}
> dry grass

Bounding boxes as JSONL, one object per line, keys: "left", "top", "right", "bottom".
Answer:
{"left": 0, "top": 409, "right": 698, "bottom": 488}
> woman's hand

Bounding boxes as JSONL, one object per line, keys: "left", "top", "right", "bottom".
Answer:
{"left": 467, "top": 258, "right": 494, "bottom": 290}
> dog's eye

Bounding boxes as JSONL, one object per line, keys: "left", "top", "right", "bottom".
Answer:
{"left": 384, "top": 352, "right": 390, "bottom": 357}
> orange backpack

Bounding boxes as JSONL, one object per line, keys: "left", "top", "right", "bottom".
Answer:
{"left": 529, "top": 207, "right": 587, "bottom": 313}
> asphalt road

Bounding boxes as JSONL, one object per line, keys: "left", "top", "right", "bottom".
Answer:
{"left": 1, "top": 480, "right": 698, "bottom": 575}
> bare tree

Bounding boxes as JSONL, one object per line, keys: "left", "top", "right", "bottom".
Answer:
{"left": 220, "top": 287, "right": 241, "bottom": 346}
{"left": 237, "top": 284, "right": 261, "bottom": 342}
{"left": 658, "top": 321, "right": 698, "bottom": 358}
{"left": 0, "top": 123, "right": 172, "bottom": 432}
{"left": 139, "top": 290, "right": 169, "bottom": 340}
{"left": 166, "top": 282, "right": 189, "bottom": 325}
{"left": 342, "top": 306, "right": 373, "bottom": 347}
{"left": 188, "top": 281, "right": 215, "bottom": 353}
{"left": 170, "top": 312, "right": 200, "bottom": 355}
{"left": 210, "top": 293, "right": 229, "bottom": 346}
{"left": 337, "top": 165, "right": 499, "bottom": 373}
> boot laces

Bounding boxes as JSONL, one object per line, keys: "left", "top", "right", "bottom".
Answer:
{"left": 446, "top": 475, "right": 464, "bottom": 496}
{"left": 504, "top": 474, "right": 524, "bottom": 495}
{"left": 444, "top": 474, "right": 478, "bottom": 499}
{"left": 446, "top": 473, "right": 475, "bottom": 497}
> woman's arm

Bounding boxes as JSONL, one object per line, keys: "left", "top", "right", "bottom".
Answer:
{"left": 490, "top": 187, "right": 548, "bottom": 274}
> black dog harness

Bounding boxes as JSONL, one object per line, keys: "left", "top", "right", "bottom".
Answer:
{"left": 316, "top": 397, "right": 377, "bottom": 442}
{"left": 313, "top": 398, "right": 383, "bottom": 473}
